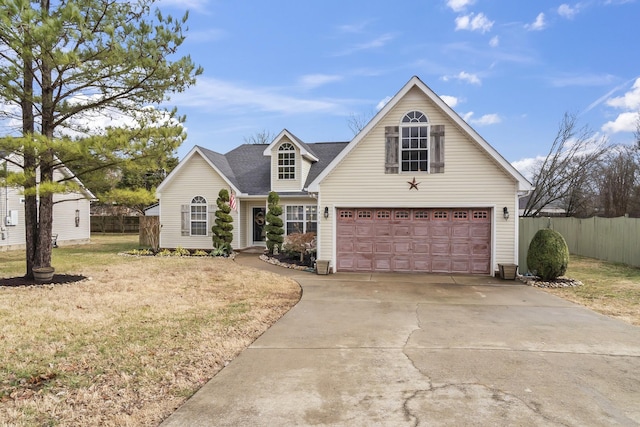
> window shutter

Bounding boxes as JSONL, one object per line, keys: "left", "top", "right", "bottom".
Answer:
{"left": 208, "top": 204, "right": 216, "bottom": 237}
{"left": 430, "top": 125, "right": 445, "bottom": 174}
{"left": 385, "top": 126, "right": 399, "bottom": 174}
{"left": 181, "top": 204, "right": 189, "bottom": 236}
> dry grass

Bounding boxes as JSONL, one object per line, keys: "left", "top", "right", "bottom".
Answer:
{"left": 545, "top": 255, "right": 640, "bottom": 326}
{"left": 0, "top": 235, "right": 301, "bottom": 426}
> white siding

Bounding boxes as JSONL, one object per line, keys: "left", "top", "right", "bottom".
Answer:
{"left": 317, "top": 87, "right": 519, "bottom": 273}
{"left": 1, "top": 164, "right": 91, "bottom": 250}
{"left": 158, "top": 152, "right": 239, "bottom": 250}
{"left": 270, "top": 137, "right": 304, "bottom": 192}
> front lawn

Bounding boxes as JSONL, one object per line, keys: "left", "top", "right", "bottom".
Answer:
{"left": 547, "top": 255, "right": 640, "bottom": 326}
{"left": 0, "top": 234, "right": 301, "bottom": 426}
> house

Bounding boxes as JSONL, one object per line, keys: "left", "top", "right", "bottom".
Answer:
{"left": 157, "top": 76, "right": 532, "bottom": 275}
{"left": 0, "top": 151, "right": 96, "bottom": 251}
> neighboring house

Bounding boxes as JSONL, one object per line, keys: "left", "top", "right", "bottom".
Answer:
{"left": 518, "top": 194, "right": 567, "bottom": 217}
{"left": 0, "top": 151, "right": 96, "bottom": 251}
{"left": 157, "top": 76, "right": 532, "bottom": 275}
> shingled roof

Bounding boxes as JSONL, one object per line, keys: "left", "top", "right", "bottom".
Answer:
{"left": 197, "top": 141, "right": 349, "bottom": 196}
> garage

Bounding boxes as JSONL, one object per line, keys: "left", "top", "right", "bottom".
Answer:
{"left": 336, "top": 208, "right": 491, "bottom": 274}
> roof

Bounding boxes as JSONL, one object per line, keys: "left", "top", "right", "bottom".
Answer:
{"left": 308, "top": 76, "right": 533, "bottom": 192}
{"left": 158, "top": 141, "right": 349, "bottom": 196}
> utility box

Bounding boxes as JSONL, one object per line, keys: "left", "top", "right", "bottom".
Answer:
{"left": 5, "top": 210, "right": 18, "bottom": 226}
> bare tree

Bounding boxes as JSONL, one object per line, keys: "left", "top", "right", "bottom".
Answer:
{"left": 347, "top": 109, "right": 376, "bottom": 136}
{"left": 523, "top": 113, "right": 609, "bottom": 217}
{"left": 596, "top": 145, "right": 639, "bottom": 217}
{"left": 244, "top": 129, "right": 274, "bottom": 145}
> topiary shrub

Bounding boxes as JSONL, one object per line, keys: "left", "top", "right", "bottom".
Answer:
{"left": 526, "top": 228, "right": 569, "bottom": 281}
{"left": 212, "top": 189, "right": 234, "bottom": 255}
{"left": 265, "top": 191, "right": 284, "bottom": 255}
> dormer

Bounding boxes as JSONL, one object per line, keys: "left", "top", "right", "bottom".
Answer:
{"left": 263, "top": 129, "right": 318, "bottom": 192}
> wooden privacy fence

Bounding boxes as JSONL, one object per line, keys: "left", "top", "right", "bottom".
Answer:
{"left": 90, "top": 216, "right": 140, "bottom": 233}
{"left": 519, "top": 216, "right": 640, "bottom": 273}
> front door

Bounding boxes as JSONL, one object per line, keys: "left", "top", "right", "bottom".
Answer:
{"left": 253, "top": 207, "right": 266, "bottom": 243}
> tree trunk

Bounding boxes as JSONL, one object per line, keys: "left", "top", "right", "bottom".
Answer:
{"left": 21, "top": 47, "right": 37, "bottom": 278}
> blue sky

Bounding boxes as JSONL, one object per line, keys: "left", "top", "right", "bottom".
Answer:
{"left": 159, "top": 0, "right": 639, "bottom": 174}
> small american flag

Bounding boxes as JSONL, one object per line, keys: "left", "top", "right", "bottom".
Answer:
{"left": 229, "top": 191, "right": 237, "bottom": 211}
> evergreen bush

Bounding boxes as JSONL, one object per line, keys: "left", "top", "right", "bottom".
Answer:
{"left": 211, "top": 189, "right": 234, "bottom": 255}
{"left": 526, "top": 228, "right": 569, "bottom": 280}
{"left": 265, "top": 191, "right": 284, "bottom": 255}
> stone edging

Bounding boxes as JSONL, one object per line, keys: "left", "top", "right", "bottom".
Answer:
{"left": 259, "top": 254, "right": 314, "bottom": 271}
{"left": 518, "top": 275, "right": 583, "bottom": 288}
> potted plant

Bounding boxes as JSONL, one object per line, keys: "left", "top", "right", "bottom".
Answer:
{"left": 32, "top": 266, "right": 55, "bottom": 283}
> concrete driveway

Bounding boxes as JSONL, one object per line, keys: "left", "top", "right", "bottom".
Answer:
{"left": 161, "top": 254, "right": 640, "bottom": 426}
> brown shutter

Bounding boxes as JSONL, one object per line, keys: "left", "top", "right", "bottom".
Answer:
{"left": 208, "top": 204, "right": 216, "bottom": 237}
{"left": 181, "top": 204, "right": 189, "bottom": 236}
{"left": 385, "top": 126, "right": 399, "bottom": 174}
{"left": 430, "top": 125, "right": 445, "bottom": 174}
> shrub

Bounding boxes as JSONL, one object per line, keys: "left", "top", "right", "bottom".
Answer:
{"left": 174, "top": 246, "right": 190, "bottom": 256}
{"left": 283, "top": 232, "right": 316, "bottom": 263}
{"left": 527, "top": 228, "right": 569, "bottom": 280}
{"left": 265, "top": 191, "right": 284, "bottom": 255}
{"left": 212, "top": 189, "right": 233, "bottom": 255}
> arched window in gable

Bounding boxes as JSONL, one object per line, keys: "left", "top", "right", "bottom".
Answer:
{"left": 278, "top": 142, "right": 296, "bottom": 180}
{"left": 400, "top": 111, "right": 429, "bottom": 172}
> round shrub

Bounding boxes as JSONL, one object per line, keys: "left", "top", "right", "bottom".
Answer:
{"left": 526, "top": 228, "right": 569, "bottom": 281}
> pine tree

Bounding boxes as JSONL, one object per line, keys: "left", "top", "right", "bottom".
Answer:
{"left": 212, "top": 189, "right": 234, "bottom": 255}
{"left": 0, "top": 0, "right": 202, "bottom": 278}
{"left": 265, "top": 191, "right": 284, "bottom": 255}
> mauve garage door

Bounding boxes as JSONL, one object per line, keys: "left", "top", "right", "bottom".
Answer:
{"left": 336, "top": 208, "right": 491, "bottom": 274}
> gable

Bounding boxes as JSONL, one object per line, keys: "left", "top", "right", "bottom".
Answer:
{"left": 308, "top": 76, "right": 532, "bottom": 192}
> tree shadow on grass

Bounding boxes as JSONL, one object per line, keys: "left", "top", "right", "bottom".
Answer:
{"left": 0, "top": 274, "right": 87, "bottom": 287}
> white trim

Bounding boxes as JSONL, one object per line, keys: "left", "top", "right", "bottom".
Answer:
{"left": 263, "top": 129, "right": 319, "bottom": 162}
{"left": 157, "top": 146, "right": 242, "bottom": 195}
{"left": 308, "top": 76, "right": 532, "bottom": 192}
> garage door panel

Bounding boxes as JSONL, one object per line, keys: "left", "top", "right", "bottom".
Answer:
{"left": 432, "top": 258, "right": 451, "bottom": 273}
{"left": 337, "top": 208, "right": 491, "bottom": 274}
{"left": 374, "top": 241, "right": 392, "bottom": 254}
{"left": 355, "top": 241, "right": 373, "bottom": 253}
{"left": 393, "top": 241, "right": 411, "bottom": 254}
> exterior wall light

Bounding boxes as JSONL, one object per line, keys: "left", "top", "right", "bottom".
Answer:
{"left": 503, "top": 206, "right": 509, "bottom": 220}
{"left": 324, "top": 206, "right": 329, "bottom": 219}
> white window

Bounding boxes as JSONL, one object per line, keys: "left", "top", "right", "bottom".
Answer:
{"left": 400, "top": 111, "right": 429, "bottom": 172}
{"left": 278, "top": 142, "right": 296, "bottom": 180}
{"left": 190, "top": 196, "right": 208, "bottom": 236}
{"left": 286, "top": 205, "right": 317, "bottom": 234}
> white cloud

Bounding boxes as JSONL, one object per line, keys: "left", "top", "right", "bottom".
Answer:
{"left": 558, "top": 4, "right": 579, "bottom": 19}
{"left": 443, "top": 71, "right": 481, "bottom": 85}
{"left": 171, "top": 77, "right": 344, "bottom": 115}
{"left": 606, "top": 77, "right": 640, "bottom": 109}
{"left": 376, "top": 96, "right": 392, "bottom": 111}
{"left": 334, "top": 33, "right": 395, "bottom": 56}
{"left": 186, "top": 28, "right": 226, "bottom": 43}
{"left": 455, "top": 13, "right": 494, "bottom": 33}
{"left": 337, "top": 21, "right": 371, "bottom": 33}
{"left": 489, "top": 36, "right": 499, "bottom": 47}
{"left": 602, "top": 112, "right": 639, "bottom": 133}
{"left": 462, "top": 111, "right": 501, "bottom": 126}
{"left": 525, "top": 13, "right": 546, "bottom": 31}
{"left": 440, "top": 95, "right": 458, "bottom": 108}
{"left": 551, "top": 73, "right": 617, "bottom": 87}
{"left": 601, "top": 78, "right": 640, "bottom": 134}
{"left": 446, "top": 0, "right": 475, "bottom": 12}
{"left": 298, "top": 74, "right": 343, "bottom": 90}
{"left": 512, "top": 156, "right": 545, "bottom": 180}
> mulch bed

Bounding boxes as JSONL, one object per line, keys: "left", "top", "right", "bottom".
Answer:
{"left": 0, "top": 274, "right": 88, "bottom": 287}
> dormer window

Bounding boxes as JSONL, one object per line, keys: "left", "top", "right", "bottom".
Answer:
{"left": 278, "top": 142, "right": 295, "bottom": 180}
{"left": 400, "top": 111, "right": 429, "bottom": 172}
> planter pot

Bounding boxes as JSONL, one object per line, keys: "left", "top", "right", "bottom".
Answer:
{"left": 316, "top": 260, "right": 331, "bottom": 275}
{"left": 33, "top": 267, "right": 55, "bottom": 283}
{"left": 498, "top": 263, "right": 518, "bottom": 280}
